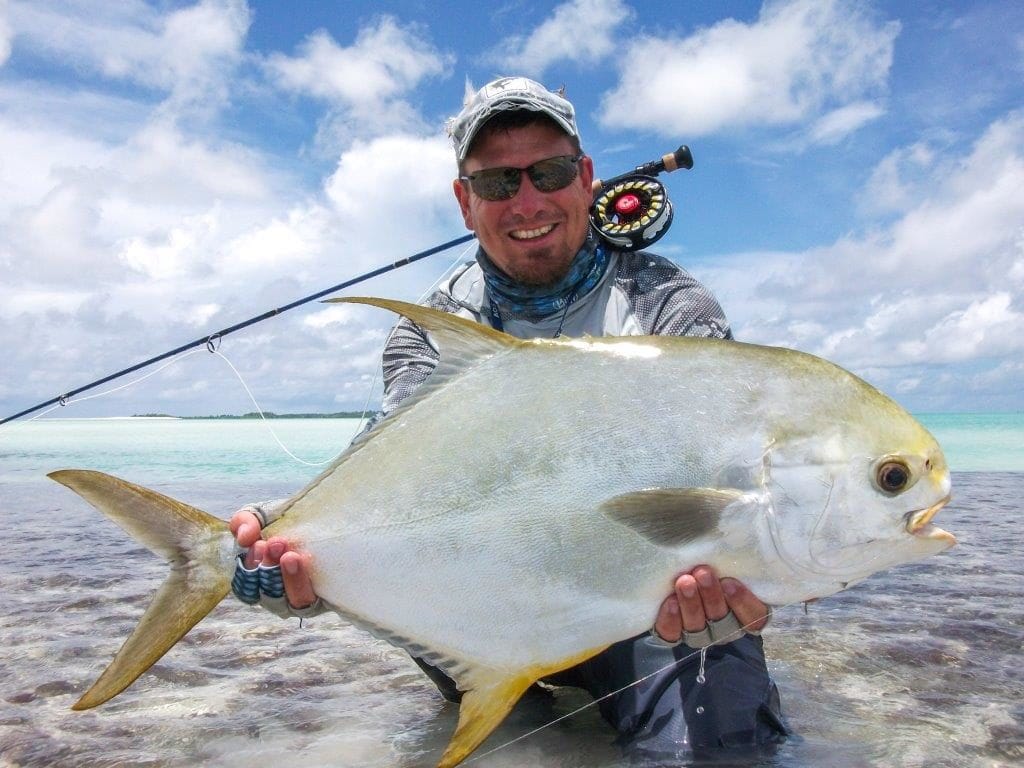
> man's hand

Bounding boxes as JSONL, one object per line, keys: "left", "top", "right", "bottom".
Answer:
{"left": 653, "top": 565, "right": 770, "bottom": 644}
{"left": 229, "top": 510, "right": 317, "bottom": 609}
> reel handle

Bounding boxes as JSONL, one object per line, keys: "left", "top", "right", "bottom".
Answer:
{"left": 591, "top": 144, "right": 693, "bottom": 194}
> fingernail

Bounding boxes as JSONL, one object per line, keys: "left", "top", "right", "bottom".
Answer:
{"left": 667, "top": 600, "right": 679, "bottom": 615}
{"left": 722, "top": 579, "right": 738, "bottom": 596}
{"left": 283, "top": 558, "right": 298, "bottom": 575}
{"left": 681, "top": 583, "right": 697, "bottom": 598}
{"left": 697, "top": 570, "right": 714, "bottom": 588}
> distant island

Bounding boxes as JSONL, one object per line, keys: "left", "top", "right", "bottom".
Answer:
{"left": 132, "top": 411, "right": 371, "bottom": 420}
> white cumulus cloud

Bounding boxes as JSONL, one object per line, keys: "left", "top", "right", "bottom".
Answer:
{"left": 0, "top": 0, "right": 11, "bottom": 67}
{"left": 599, "top": 0, "right": 899, "bottom": 144}
{"left": 264, "top": 17, "right": 452, "bottom": 143}
{"left": 808, "top": 101, "right": 886, "bottom": 145}
{"left": 7, "top": 0, "right": 250, "bottom": 115}
{"left": 494, "top": 0, "right": 634, "bottom": 76}
{"left": 696, "top": 110, "right": 1024, "bottom": 410}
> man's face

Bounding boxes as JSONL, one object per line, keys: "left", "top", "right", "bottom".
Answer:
{"left": 453, "top": 121, "right": 594, "bottom": 287}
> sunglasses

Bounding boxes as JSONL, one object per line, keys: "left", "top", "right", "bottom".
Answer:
{"left": 460, "top": 153, "right": 583, "bottom": 201}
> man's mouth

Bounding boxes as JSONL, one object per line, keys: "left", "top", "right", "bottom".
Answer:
{"left": 509, "top": 223, "right": 556, "bottom": 241}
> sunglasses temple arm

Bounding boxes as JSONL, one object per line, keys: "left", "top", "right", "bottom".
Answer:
{"left": 591, "top": 144, "right": 693, "bottom": 195}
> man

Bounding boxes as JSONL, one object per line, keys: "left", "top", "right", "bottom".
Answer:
{"left": 231, "top": 76, "right": 787, "bottom": 759}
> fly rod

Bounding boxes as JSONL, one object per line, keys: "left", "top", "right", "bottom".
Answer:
{"left": 0, "top": 235, "right": 474, "bottom": 425}
{"left": 2, "top": 144, "right": 694, "bottom": 426}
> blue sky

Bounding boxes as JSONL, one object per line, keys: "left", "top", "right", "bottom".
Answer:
{"left": 1, "top": 0, "right": 1022, "bottom": 420}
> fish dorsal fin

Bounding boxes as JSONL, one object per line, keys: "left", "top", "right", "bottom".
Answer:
{"left": 600, "top": 488, "right": 745, "bottom": 548}
{"left": 271, "top": 297, "right": 526, "bottom": 521}
{"left": 328, "top": 296, "right": 523, "bottom": 414}
{"left": 327, "top": 295, "right": 521, "bottom": 361}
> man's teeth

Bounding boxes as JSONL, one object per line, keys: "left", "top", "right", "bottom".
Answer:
{"left": 510, "top": 224, "right": 555, "bottom": 240}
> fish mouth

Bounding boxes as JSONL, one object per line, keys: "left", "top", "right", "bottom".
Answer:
{"left": 905, "top": 494, "right": 956, "bottom": 544}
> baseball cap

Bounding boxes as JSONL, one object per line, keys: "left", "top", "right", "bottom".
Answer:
{"left": 447, "top": 76, "right": 580, "bottom": 163}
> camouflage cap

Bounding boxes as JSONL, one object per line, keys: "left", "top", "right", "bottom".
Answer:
{"left": 447, "top": 76, "right": 579, "bottom": 162}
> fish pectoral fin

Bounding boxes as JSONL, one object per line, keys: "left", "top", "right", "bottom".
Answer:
{"left": 600, "top": 487, "right": 746, "bottom": 548}
{"left": 439, "top": 645, "right": 608, "bottom": 768}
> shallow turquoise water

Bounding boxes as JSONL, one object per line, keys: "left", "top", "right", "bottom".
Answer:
{"left": 0, "top": 417, "right": 1021, "bottom": 767}
{"left": 916, "top": 412, "right": 1024, "bottom": 472}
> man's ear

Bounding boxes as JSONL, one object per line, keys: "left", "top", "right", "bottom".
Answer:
{"left": 453, "top": 178, "right": 474, "bottom": 231}
{"left": 578, "top": 154, "right": 595, "bottom": 205}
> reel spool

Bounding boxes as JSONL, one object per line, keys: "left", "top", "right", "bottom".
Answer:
{"left": 590, "top": 175, "right": 673, "bottom": 251}
{"left": 589, "top": 145, "right": 691, "bottom": 252}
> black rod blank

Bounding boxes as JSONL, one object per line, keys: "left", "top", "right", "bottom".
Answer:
{"left": 0, "top": 233, "right": 476, "bottom": 425}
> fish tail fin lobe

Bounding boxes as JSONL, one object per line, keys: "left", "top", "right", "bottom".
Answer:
{"left": 48, "top": 469, "right": 235, "bottom": 710}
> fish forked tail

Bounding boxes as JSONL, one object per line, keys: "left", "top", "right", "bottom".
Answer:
{"left": 48, "top": 469, "right": 237, "bottom": 710}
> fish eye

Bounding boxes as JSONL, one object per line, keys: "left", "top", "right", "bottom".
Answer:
{"left": 875, "top": 460, "right": 911, "bottom": 494}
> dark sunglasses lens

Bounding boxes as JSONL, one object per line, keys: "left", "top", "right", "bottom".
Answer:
{"left": 472, "top": 167, "right": 521, "bottom": 201}
{"left": 468, "top": 155, "right": 580, "bottom": 201}
{"left": 527, "top": 156, "right": 578, "bottom": 192}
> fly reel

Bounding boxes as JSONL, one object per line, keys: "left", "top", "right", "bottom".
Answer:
{"left": 590, "top": 176, "right": 673, "bottom": 251}
{"left": 589, "top": 145, "right": 693, "bottom": 252}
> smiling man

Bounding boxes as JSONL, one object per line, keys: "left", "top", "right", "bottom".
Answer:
{"left": 231, "top": 76, "right": 788, "bottom": 761}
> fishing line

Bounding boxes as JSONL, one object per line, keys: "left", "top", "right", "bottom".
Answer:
{"left": 0, "top": 233, "right": 478, "bottom": 426}
{"left": 209, "top": 240, "right": 481, "bottom": 468}
{"left": 209, "top": 350, "right": 355, "bottom": 468}
{"left": 3, "top": 239, "right": 479, "bottom": 466}
{"left": 463, "top": 606, "right": 784, "bottom": 765}
{"left": 0, "top": 348, "right": 207, "bottom": 433}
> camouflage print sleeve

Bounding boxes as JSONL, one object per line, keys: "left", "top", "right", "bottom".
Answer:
{"left": 617, "top": 251, "right": 734, "bottom": 340}
{"left": 379, "top": 292, "right": 465, "bottom": 416}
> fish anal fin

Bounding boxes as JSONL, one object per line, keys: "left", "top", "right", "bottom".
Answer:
{"left": 438, "top": 644, "right": 608, "bottom": 768}
{"left": 600, "top": 488, "right": 745, "bottom": 548}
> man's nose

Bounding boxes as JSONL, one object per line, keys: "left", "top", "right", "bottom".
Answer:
{"left": 508, "top": 170, "right": 548, "bottom": 214}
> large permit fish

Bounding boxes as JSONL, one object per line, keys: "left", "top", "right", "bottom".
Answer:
{"left": 51, "top": 297, "right": 956, "bottom": 767}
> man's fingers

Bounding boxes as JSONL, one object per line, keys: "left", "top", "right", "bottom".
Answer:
{"left": 653, "top": 594, "right": 682, "bottom": 642}
{"left": 245, "top": 538, "right": 266, "bottom": 569}
{"left": 230, "top": 511, "right": 262, "bottom": 548}
{"left": 693, "top": 565, "right": 729, "bottom": 622}
{"left": 280, "top": 551, "right": 316, "bottom": 609}
{"left": 261, "top": 536, "right": 288, "bottom": 566}
{"left": 675, "top": 573, "right": 707, "bottom": 632}
{"left": 721, "top": 578, "right": 770, "bottom": 632}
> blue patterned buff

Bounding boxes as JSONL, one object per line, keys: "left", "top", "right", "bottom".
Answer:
{"left": 479, "top": 233, "right": 609, "bottom": 321}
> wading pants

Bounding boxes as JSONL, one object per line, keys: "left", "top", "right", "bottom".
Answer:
{"left": 415, "top": 632, "right": 788, "bottom": 762}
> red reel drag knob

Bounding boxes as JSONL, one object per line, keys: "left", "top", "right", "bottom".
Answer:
{"left": 590, "top": 175, "right": 674, "bottom": 251}
{"left": 614, "top": 193, "right": 642, "bottom": 217}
